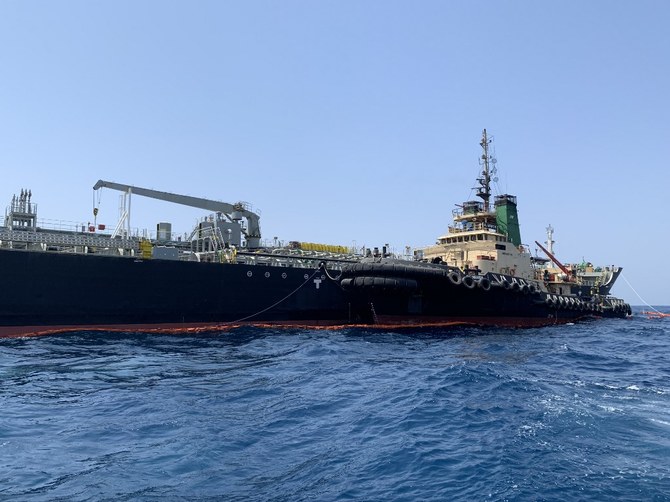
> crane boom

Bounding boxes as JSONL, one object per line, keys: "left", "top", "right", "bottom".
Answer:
{"left": 93, "top": 180, "right": 261, "bottom": 247}
{"left": 534, "top": 240, "right": 571, "bottom": 277}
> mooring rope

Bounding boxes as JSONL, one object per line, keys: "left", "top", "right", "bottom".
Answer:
{"left": 321, "top": 261, "right": 343, "bottom": 281}
{"left": 620, "top": 273, "right": 662, "bottom": 315}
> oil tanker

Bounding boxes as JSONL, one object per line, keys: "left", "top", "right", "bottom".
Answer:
{"left": 0, "top": 182, "right": 356, "bottom": 337}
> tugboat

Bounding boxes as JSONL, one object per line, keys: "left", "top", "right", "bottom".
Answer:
{"left": 339, "top": 130, "right": 632, "bottom": 327}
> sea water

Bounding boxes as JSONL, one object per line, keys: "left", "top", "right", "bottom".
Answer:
{"left": 1, "top": 308, "right": 669, "bottom": 501}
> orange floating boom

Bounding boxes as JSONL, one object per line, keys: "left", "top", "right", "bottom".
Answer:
{"left": 642, "top": 311, "right": 670, "bottom": 319}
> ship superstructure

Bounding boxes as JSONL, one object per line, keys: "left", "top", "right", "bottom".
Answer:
{"left": 416, "top": 129, "right": 621, "bottom": 300}
{"left": 418, "top": 130, "right": 535, "bottom": 280}
{"left": 1, "top": 180, "right": 360, "bottom": 266}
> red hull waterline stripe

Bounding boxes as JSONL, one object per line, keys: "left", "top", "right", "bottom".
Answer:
{"left": 375, "top": 314, "right": 610, "bottom": 328}
{"left": 0, "top": 314, "right": 622, "bottom": 338}
{"left": 0, "top": 320, "right": 347, "bottom": 338}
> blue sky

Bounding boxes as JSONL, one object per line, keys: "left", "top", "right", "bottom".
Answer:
{"left": 1, "top": 1, "right": 668, "bottom": 305}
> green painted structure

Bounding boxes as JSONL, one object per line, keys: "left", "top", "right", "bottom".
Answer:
{"left": 495, "top": 194, "right": 521, "bottom": 247}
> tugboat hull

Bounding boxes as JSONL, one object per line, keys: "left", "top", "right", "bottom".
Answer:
{"left": 340, "top": 259, "right": 631, "bottom": 328}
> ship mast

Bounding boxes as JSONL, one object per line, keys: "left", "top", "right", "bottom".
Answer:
{"left": 545, "top": 224, "right": 555, "bottom": 254}
{"left": 477, "top": 129, "right": 492, "bottom": 212}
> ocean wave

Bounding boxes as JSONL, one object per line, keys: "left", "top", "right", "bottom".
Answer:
{"left": 2, "top": 320, "right": 669, "bottom": 500}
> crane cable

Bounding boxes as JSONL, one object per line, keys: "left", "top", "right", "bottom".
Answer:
{"left": 92, "top": 188, "right": 102, "bottom": 225}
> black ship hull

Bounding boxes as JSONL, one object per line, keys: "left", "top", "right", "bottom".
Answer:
{"left": 0, "top": 248, "right": 350, "bottom": 337}
{"left": 340, "top": 259, "right": 631, "bottom": 328}
{"left": 0, "top": 251, "right": 632, "bottom": 337}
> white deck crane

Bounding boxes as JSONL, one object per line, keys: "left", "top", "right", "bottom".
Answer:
{"left": 92, "top": 180, "right": 262, "bottom": 248}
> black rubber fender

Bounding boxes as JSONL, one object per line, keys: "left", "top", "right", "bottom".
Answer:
{"left": 477, "top": 277, "right": 491, "bottom": 291}
{"left": 462, "top": 275, "right": 476, "bottom": 289}
{"left": 349, "top": 275, "right": 418, "bottom": 290}
{"left": 447, "top": 271, "right": 462, "bottom": 285}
